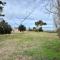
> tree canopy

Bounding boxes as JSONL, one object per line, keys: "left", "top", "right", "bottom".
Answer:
{"left": 18, "top": 24, "right": 26, "bottom": 32}
{"left": 35, "top": 20, "right": 47, "bottom": 27}
{"left": 35, "top": 20, "right": 47, "bottom": 32}
{"left": 0, "top": 20, "right": 12, "bottom": 34}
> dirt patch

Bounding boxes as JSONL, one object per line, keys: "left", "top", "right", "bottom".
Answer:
{"left": 16, "top": 55, "right": 32, "bottom": 60}
{"left": 0, "top": 40, "right": 17, "bottom": 60}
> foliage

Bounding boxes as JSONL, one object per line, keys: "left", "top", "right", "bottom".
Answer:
{"left": 18, "top": 24, "right": 26, "bottom": 32}
{"left": 35, "top": 20, "right": 47, "bottom": 26}
{"left": 0, "top": 20, "right": 12, "bottom": 34}
{"left": 35, "top": 20, "right": 47, "bottom": 32}
{"left": 0, "top": 1, "right": 6, "bottom": 5}
{"left": 38, "top": 27, "right": 43, "bottom": 32}
{"left": 33, "top": 27, "right": 36, "bottom": 31}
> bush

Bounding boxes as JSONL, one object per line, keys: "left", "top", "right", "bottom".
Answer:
{"left": 0, "top": 20, "right": 12, "bottom": 34}
{"left": 18, "top": 24, "right": 26, "bottom": 32}
{"left": 28, "top": 27, "right": 43, "bottom": 32}
{"left": 34, "top": 27, "right": 43, "bottom": 32}
{"left": 33, "top": 27, "right": 36, "bottom": 31}
{"left": 38, "top": 27, "right": 43, "bottom": 32}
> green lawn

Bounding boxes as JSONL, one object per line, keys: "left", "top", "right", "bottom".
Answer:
{"left": 0, "top": 32, "right": 60, "bottom": 60}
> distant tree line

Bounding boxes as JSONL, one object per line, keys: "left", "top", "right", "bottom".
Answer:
{"left": 0, "top": 20, "right": 47, "bottom": 34}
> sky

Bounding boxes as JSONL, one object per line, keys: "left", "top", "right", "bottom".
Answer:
{"left": 2, "top": 0, "right": 56, "bottom": 31}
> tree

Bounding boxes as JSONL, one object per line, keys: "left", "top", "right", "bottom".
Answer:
{"left": 35, "top": 20, "right": 47, "bottom": 26}
{"left": 45, "top": 0, "right": 60, "bottom": 37}
{"left": 18, "top": 24, "right": 26, "bottom": 32}
{"left": 0, "top": 1, "right": 6, "bottom": 5}
{"left": 33, "top": 27, "right": 36, "bottom": 31}
{"left": 35, "top": 20, "right": 47, "bottom": 31}
{"left": 0, "top": 20, "right": 12, "bottom": 34}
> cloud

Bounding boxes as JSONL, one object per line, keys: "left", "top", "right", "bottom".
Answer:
{"left": 3, "top": 0, "right": 54, "bottom": 30}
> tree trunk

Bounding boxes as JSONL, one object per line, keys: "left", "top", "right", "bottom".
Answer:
{"left": 57, "top": 0, "right": 60, "bottom": 38}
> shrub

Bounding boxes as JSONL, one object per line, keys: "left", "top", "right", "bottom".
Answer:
{"left": 18, "top": 24, "right": 26, "bottom": 32}
{"left": 38, "top": 27, "right": 43, "bottom": 32}
{"left": 33, "top": 27, "right": 36, "bottom": 31}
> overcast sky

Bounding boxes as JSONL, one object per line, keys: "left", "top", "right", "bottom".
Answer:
{"left": 3, "top": 0, "right": 55, "bottom": 30}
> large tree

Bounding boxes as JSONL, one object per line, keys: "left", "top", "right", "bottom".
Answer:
{"left": 45, "top": 0, "right": 60, "bottom": 37}
{"left": 0, "top": 20, "right": 12, "bottom": 34}
{"left": 35, "top": 20, "right": 47, "bottom": 31}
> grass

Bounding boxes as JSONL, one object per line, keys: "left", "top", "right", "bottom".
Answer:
{"left": 0, "top": 31, "right": 60, "bottom": 60}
